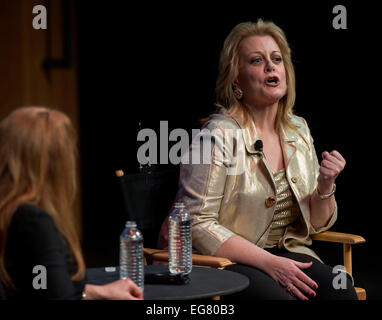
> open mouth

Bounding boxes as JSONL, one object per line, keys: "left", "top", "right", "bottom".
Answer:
{"left": 265, "top": 76, "right": 280, "bottom": 87}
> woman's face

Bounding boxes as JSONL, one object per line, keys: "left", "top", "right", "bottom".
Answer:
{"left": 236, "top": 35, "right": 287, "bottom": 108}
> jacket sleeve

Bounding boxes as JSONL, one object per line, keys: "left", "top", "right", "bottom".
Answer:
{"left": 175, "top": 119, "right": 238, "bottom": 256}
{"left": 301, "top": 119, "right": 338, "bottom": 235}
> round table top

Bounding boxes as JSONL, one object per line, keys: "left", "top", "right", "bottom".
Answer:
{"left": 87, "top": 265, "right": 249, "bottom": 300}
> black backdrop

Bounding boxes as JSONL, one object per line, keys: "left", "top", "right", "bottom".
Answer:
{"left": 76, "top": 0, "right": 378, "bottom": 289}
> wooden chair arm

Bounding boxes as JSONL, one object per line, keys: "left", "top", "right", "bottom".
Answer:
{"left": 143, "top": 248, "right": 234, "bottom": 268}
{"left": 310, "top": 231, "right": 365, "bottom": 245}
{"left": 311, "top": 231, "right": 365, "bottom": 278}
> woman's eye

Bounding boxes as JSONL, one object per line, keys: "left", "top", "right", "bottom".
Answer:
{"left": 251, "top": 57, "right": 262, "bottom": 64}
{"left": 273, "top": 56, "right": 282, "bottom": 63}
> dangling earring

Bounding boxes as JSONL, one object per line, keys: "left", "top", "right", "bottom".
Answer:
{"left": 233, "top": 86, "right": 243, "bottom": 100}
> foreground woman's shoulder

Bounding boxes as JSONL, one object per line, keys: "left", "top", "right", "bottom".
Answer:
{"left": 12, "top": 204, "right": 53, "bottom": 224}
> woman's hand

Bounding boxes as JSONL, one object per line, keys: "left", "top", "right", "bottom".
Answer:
{"left": 85, "top": 278, "right": 143, "bottom": 300}
{"left": 103, "top": 278, "right": 143, "bottom": 300}
{"left": 264, "top": 255, "right": 318, "bottom": 300}
{"left": 317, "top": 150, "right": 346, "bottom": 194}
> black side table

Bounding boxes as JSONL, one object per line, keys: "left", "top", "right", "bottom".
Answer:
{"left": 86, "top": 265, "right": 249, "bottom": 300}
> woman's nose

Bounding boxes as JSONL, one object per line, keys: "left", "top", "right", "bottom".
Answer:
{"left": 265, "top": 60, "right": 275, "bottom": 73}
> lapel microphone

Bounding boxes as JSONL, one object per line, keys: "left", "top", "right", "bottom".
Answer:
{"left": 254, "top": 140, "right": 264, "bottom": 159}
{"left": 254, "top": 140, "right": 263, "bottom": 152}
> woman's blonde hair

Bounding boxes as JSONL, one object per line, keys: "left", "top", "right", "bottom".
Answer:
{"left": 0, "top": 106, "right": 85, "bottom": 288}
{"left": 215, "top": 19, "right": 297, "bottom": 130}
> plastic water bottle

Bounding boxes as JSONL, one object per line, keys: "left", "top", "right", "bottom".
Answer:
{"left": 120, "top": 221, "right": 144, "bottom": 291}
{"left": 168, "top": 202, "right": 192, "bottom": 275}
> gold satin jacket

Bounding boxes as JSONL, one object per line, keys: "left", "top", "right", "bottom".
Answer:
{"left": 172, "top": 109, "right": 337, "bottom": 261}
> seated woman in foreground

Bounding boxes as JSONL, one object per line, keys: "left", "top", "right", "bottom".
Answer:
{"left": 0, "top": 106, "right": 143, "bottom": 300}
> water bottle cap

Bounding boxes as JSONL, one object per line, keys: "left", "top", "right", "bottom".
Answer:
{"left": 125, "top": 221, "right": 137, "bottom": 228}
{"left": 174, "top": 202, "right": 185, "bottom": 209}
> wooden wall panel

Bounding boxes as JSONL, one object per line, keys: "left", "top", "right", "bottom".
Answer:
{"left": 0, "top": 0, "right": 82, "bottom": 238}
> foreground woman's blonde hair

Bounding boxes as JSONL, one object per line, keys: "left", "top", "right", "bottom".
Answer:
{"left": 0, "top": 106, "right": 85, "bottom": 288}
{"left": 215, "top": 19, "right": 297, "bottom": 130}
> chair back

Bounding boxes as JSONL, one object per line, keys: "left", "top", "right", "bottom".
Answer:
{"left": 115, "top": 165, "right": 179, "bottom": 249}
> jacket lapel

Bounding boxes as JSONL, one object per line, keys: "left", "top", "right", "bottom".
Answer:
{"left": 280, "top": 124, "right": 297, "bottom": 168}
{"left": 228, "top": 109, "right": 259, "bottom": 155}
{"left": 229, "top": 110, "right": 276, "bottom": 191}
